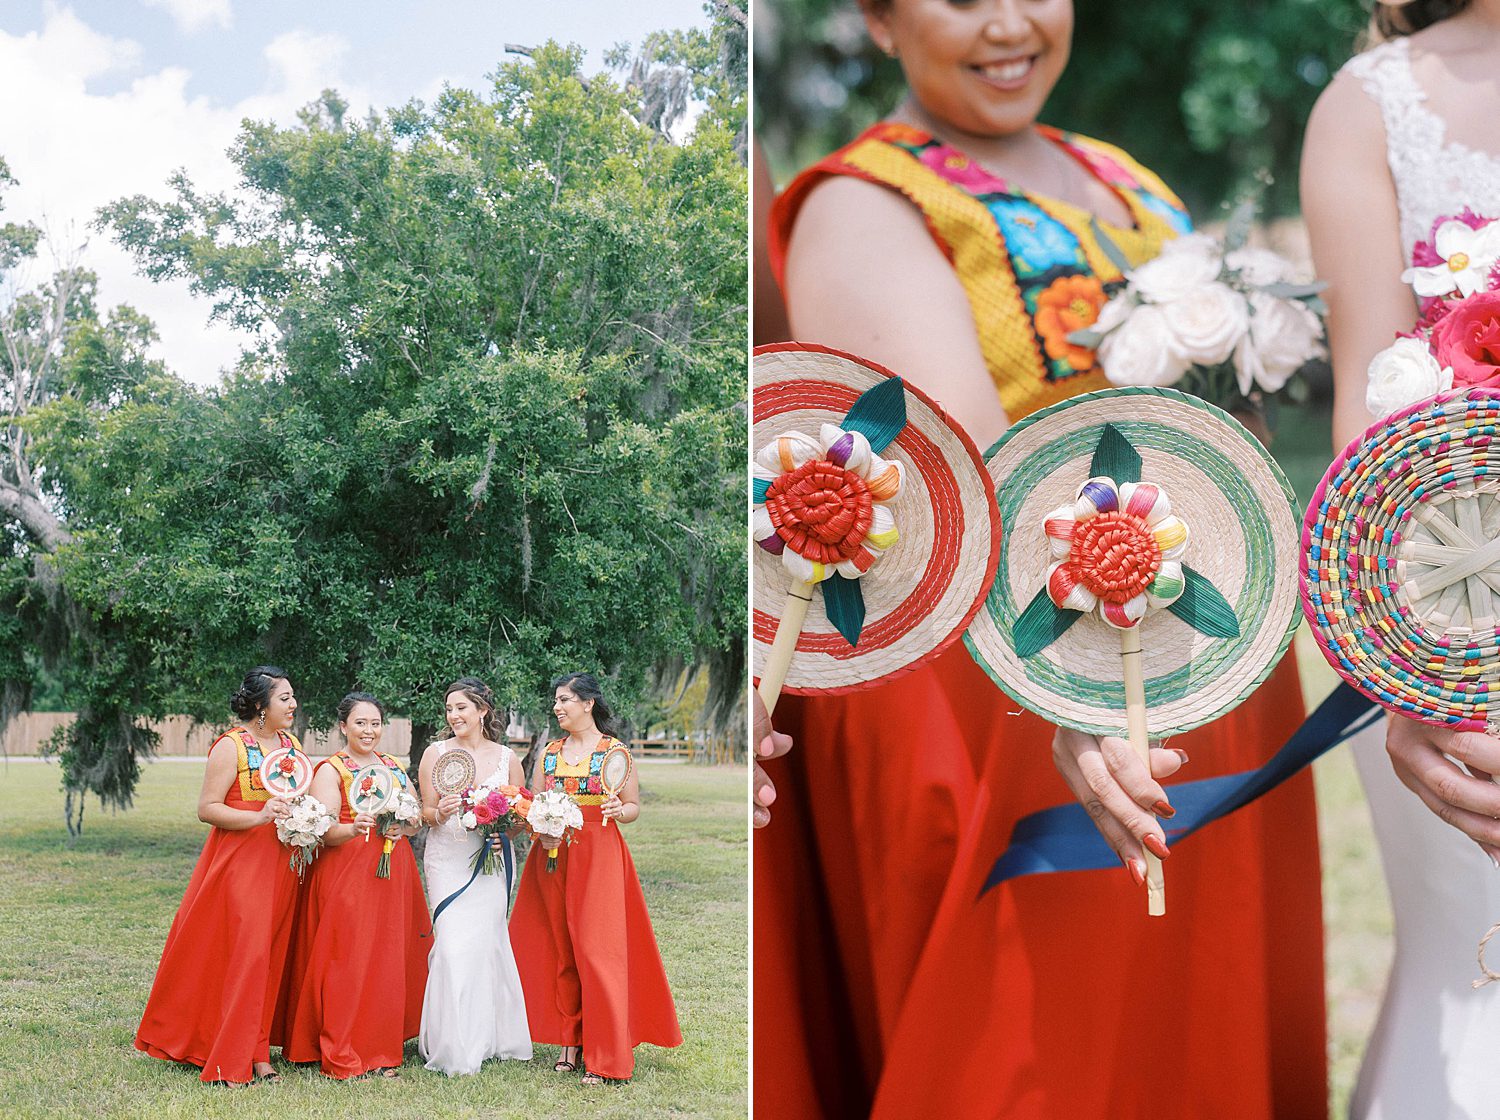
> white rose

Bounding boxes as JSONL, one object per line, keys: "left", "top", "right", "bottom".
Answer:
{"left": 1129, "top": 234, "right": 1221, "bottom": 303}
{"left": 1236, "top": 292, "right": 1324, "bottom": 393}
{"left": 1365, "top": 337, "right": 1453, "bottom": 418}
{"left": 1097, "top": 303, "right": 1191, "bottom": 387}
{"left": 1225, "top": 247, "right": 1294, "bottom": 287}
{"left": 460, "top": 811, "right": 478, "bottom": 830}
{"left": 1158, "top": 282, "right": 1250, "bottom": 366}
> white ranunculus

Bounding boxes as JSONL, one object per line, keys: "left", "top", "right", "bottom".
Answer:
{"left": 1365, "top": 337, "right": 1453, "bottom": 418}
{"left": 1158, "top": 282, "right": 1249, "bottom": 366}
{"left": 1225, "top": 246, "right": 1294, "bottom": 287}
{"left": 460, "top": 810, "right": 478, "bottom": 830}
{"left": 1236, "top": 292, "right": 1324, "bottom": 393}
{"left": 1129, "top": 234, "right": 1221, "bottom": 304}
{"left": 1097, "top": 303, "right": 1192, "bottom": 387}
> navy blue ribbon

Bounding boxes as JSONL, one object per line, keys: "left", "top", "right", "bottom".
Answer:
{"left": 432, "top": 832, "right": 515, "bottom": 923}
{"left": 981, "top": 683, "right": 1382, "bottom": 896}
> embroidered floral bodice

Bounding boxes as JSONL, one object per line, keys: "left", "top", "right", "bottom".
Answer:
{"left": 1345, "top": 36, "right": 1500, "bottom": 263}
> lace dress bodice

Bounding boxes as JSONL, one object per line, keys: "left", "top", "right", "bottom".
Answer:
{"left": 424, "top": 742, "right": 512, "bottom": 868}
{"left": 1345, "top": 36, "right": 1500, "bottom": 262}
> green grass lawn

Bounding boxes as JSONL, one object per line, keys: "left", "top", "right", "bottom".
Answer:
{"left": 0, "top": 759, "right": 748, "bottom": 1120}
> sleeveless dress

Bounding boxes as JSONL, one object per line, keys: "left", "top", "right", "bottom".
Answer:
{"left": 509, "top": 737, "right": 683, "bottom": 1080}
{"left": 418, "top": 741, "right": 532, "bottom": 1074}
{"left": 134, "top": 727, "right": 303, "bottom": 1084}
{"left": 279, "top": 752, "right": 430, "bottom": 1077}
{"left": 757, "top": 123, "right": 1328, "bottom": 1119}
{"left": 1340, "top": 38, "right": 1500, "bottom": 1118}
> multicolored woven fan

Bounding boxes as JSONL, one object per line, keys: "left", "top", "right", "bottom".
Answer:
{"left": 967, "top": 387, "right": 1302, "bottom": 914}
{"left": 1303, "top": 388, "right": 1500, "bottom": 732}
{"left": 258, "top": 743, "right": 313, "bottom": 798}
{"left": 752, "top": 344, "right": 1001, "bottom": 709}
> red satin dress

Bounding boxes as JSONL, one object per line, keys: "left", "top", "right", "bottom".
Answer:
{"left": 754, "top": 124, "right": 1328, "bottom": 1119}
{"left": 510, "top": 738, "right": 683, "bottom": 1079}
{"left": 134, "top": 728, "right": 303, "bottom": 1084}
{"left": 280, "top": 752, "right": 431, "bottom": 1077}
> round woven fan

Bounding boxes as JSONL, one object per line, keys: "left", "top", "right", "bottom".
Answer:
{"left": 966, "top": 386, "right": 1302, "bottom": 738}
{"left": 752, "top": 343, "right": 1002, "bottom": 697}
{"left": 431, "top": 747, "right": 477, "bottom": 797}
{"left": 1303, "top": 387, "right": 1500, "bottom": 732}
{"left": 258, "top": 744, "right": 313, "bottom": 798}
{"left": 348, "top": 765, "right": 398, "bottom": 816}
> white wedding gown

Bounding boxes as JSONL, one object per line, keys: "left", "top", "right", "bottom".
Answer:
{"left": 418, "top": 742, "right": 533, "bottom": 1074}
{"left": 1342, "top": 37, "right": 1500, "bottom": 1119}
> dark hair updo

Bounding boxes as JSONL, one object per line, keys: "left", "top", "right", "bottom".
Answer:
{"left": 445, "top": 677, "right": 504, "bottom": 742}
{"left": 551, "top": 671, "right": 622, "bottom": 739}
{"left": 336, "top": 691, "right": 386, "bottom": 726}
{"left": 230, "top": 665, "right": 292, "bottom": 721}
{"left": 1373, "top": 0, "right": 1471, "bottom": 36}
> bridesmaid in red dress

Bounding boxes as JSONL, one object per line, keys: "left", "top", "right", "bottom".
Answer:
{"left": 134, "top": 666, "right": 302, "bottom": 1085}
{"left": 280, "top": 692, "right": 430, "bottom": 1078}
{"left": 510, "top": 672, "right": 683, "bottom": 1084}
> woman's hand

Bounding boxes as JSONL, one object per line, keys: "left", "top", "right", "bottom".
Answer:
{"left": 1387, "top": 714, "right": 1500, "bottom": 864}
{"left": 601, "top": 794, "right": 625, "bottom": 821}
{"left": 435, "top": 793, "right": 462, "bottom": 823}
{"left": 351, "top": 811, "right": 377, "bottom": 838}
{"left": 753, "top": 692, "right": 793, "bottom": 829}
{"left": 1051, "top": 727, "right": 1186, "bottom": 877}
{"left": 257, "top": 797, "right": 291, "bottom": 826}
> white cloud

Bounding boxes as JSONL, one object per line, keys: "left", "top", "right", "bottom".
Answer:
{"left": 0, "top": 8, "right": 366, "bottom": 384}
{"left": 141, "top": 0, "right": 232, "bottom": 35}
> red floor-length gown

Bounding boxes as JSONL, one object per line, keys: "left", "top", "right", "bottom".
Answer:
{"left": 280, "top": 752, "right": 430, "bottom": 1077}
{"left": 134, "top": 727, "right": 303, "bottom": 1084}
{"left": 510, "top": 738, "right": 683, "bottom": 1080}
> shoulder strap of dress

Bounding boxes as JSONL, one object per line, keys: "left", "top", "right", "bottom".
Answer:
{"left": 1344, "top": 39, "right": 1429, "bottom": 151}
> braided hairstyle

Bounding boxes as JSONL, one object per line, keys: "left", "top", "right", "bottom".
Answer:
{"left": 1372, "top": 0, "right": 1471, "bottom": 37}
{"left": 230, "top": 665, "right": 292, "bottom": 722}
{"left": 551, "top": 672, "right": 623, "bottom": 739}
{"left": 444, "top": 677, "right": 504, "bottom": 742}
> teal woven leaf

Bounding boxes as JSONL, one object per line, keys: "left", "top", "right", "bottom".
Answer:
{"left": 841, "top": 376, "right": 906, "bottom": 454}
{"left": 752, "top": 477, "right": 770, "bottom": 503}
{"left": 1089, "top": 424, "right": 1142, "bottom": 484}
{"left": 1012, "top": 587, "right": 1081, "bottom": 658}
{"left": 1166, "top": 566, "right": 1240, "bottom": 638}
{"left": 823, "top": 573, "right": 866, "bottom": 647}
{"left": 1089, "top": 217, "right": 1133, "bottom": 274}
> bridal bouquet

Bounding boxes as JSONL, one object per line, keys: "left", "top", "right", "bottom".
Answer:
{"left": 1071, "top": 215, "right": 1326, "bottom": 424}
{"left": 275, "top": 793, "right": 334, "bottom": 879}
{"left": 1365, "top": 210, "right": 1500, "bottom": 417}
{"left": 458, "top": 782, "right": 532, "bottom": 876}
{"left": 528, "top": 788, "right": 584, "bottom": 873}
{"left": 373, "top": 787, "right": 422, "bottom": 879}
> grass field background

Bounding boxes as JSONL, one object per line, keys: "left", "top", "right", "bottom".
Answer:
{"left": 0, "top": 759, "right": 747, "bottom": 1120}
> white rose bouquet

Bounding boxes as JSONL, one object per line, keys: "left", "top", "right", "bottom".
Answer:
{"left": 275, "top": 793, "right": 334, "bottom": 879}
{"left": 1071, "top": 210, "right": 1326, "bottom": 427}
{"left": 373, "top": 787, "right": 422, "bottom": 879}
{"left": 528, "top": 788, "right": 584, "bottom": 873}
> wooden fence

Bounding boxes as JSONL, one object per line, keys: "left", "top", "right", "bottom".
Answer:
{"left": 3, "top": 714, "right": 743, "bottom": 764}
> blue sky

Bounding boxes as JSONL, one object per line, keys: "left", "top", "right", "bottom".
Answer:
{"left": 0, "top": 0, "right": 714, "bottom": 382}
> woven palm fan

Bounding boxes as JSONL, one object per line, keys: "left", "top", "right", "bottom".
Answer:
{"left": 259, "top": 743, "right": 313, "bottom": 798}
{"left": 752, "top": 343, "right": 1001, "bottom": 709}
{"left": 1303, "top": 388, "right": 1500, "bottom": 733}
{"left": 347, "top": 765, "right": 398, "bottom": 842}
{"left": 966, "top": 387, "right": 1302, "bottom": 914}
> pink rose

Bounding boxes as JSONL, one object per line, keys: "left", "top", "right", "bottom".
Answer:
{"left": 472, "top": 800, "right": 497, "bottom": 825}
{"left": 1431, "top": 291, "right": 1500, "bottom": 387}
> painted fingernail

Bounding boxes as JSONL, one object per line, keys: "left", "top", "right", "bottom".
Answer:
{"left": 1172, "top": 750, "right": 1190, "bottom": 765}
{"left": 1152, "top": 799, "right": 1176, "bottom": 819}
{"left": 1127, "top": 858, "right": 1146, "bottom": 887}
{"left": 758, "top": 785, "right": 776, "bottom": 807}
{"left": 1144, "top": 834, "right": 1170, "bottom": 860}
{"left": 758, "top": 739, "right": 774, "bottom": 757}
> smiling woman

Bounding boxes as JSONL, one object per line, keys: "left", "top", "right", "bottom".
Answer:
{"left": 754, "top": 0, "right": 1327, "bottom": 1116}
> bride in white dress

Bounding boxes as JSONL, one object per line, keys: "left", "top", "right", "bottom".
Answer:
{"left": 416, "top": 676, "right": 532, "bottom": 1075}
{"left": 1304, "top": 2, "right": 1500, "bottom": 1114}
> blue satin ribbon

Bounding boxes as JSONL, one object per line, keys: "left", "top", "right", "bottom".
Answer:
{"left": 432, "top": 832, "right": 515, "bottom": 923}
{"left": 981, "top": 683, "right": 1383, "bottom": 896}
